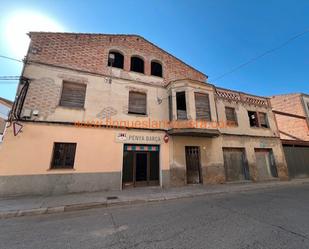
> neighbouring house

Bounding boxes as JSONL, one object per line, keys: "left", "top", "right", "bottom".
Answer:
{"left": 270, "top": 93, "right": 309, "bottom": 178}
{"left": 0, "top": 32, "right": 288, "bottom": 196}
{"left": 0, "top": 97, "right": 13, "bottom": 142}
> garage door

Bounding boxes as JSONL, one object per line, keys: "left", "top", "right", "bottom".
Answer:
{"left": 283, "top": 145, "right": 309, "bottom": 178}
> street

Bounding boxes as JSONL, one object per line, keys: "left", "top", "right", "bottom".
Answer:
{"left": 1, "top": 184, "right": 309, "bottom": 249}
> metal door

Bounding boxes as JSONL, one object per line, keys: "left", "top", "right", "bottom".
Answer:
{"left": 283, "top": 145, "right": 309, "bottom": 178}
{"left": 185, "top": 146, "right": 202, "bottom": 184}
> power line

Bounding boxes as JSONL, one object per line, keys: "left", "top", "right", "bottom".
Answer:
{"left": 0, "top": 76, "right": 20, "bottom": 80}
{"left": 210, "top": 28, "right": 309, "bottom": 82}
{"left": 0, "top": 55, "right": 22, "bottom": 63}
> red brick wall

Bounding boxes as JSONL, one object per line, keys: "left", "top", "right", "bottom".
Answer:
{"left": 27, "top": 32, "right": 207, "bottom": 85}
{"left": 270, "top": 94, "right": 309, "bottom": 141}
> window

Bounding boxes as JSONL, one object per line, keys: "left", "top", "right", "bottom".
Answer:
{"left": 168, "top": 95, "right": 173, "bottom": 121}
{"left": 128, "top": 91, "right": 147, "bottom": 115}
{"left": 225, "top": 107, "right": 238, "bottom": 126}
{"left": 248, "top": 111, "right": 259, "bottom": 127}
{"left": 130, "top": 56, "right": 144, "bottom": 73}
{"left": 51, "top": 143, "right": 77, "bottom": 169}
{"left": 259, "top": 112, "right": 269, "bottom": 128}
{"left": 176, "top": 92, "right": 187, "bottom": 120}
{"left": 151, "top": 61, "right": 163, "bottom": 77}
{"left": 107, "top": 51, "right": 124, "bottom": 69}
{"left": 195, "top": 92, "right": 211, "bottom": 121}
{"left": 248, "top": 111, "right": 269, "bottom": 128}
{"left": 60, "top": 82, "right": 86, "bottom": 108}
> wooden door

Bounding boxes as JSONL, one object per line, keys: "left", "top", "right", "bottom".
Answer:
{"left": 185, "top": 146, "right": 202, "bottom": 184}
{"left": 255, "top": 149, "right": 278, "bottom": 180}
{"left": 223, "top": 148, "right": 250, "bottom": 181}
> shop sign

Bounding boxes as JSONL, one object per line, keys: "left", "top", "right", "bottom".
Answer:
{"left": 116, "top": 132, "right": 163, "bottom": 144}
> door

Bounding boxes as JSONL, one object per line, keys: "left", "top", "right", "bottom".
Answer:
{"left": 122, "top": 145, "right": 160, "bottom": 188}
{"left": 135, "top": 152, "right": 148, "bottom": 186}
{"left": 255, "top": 149, "right": 278, "bottom": 180}
{"left": 185, "top": 146, "right": 202, "bottom": 184}
{"left": 223, "top": 148, "right": 250, "bottom": 181}
{"left": 283, "top": 145, "right": 309, "bottom": 178}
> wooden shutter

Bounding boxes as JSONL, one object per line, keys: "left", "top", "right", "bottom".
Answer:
{"left": 51, "top": 143, "right": 77, "bottom": 169}
{"left": 195, "top": 92, "right": 211, "bottom": 120}
{"left": 259, "top": 112, "right": 268, "bottom": 128}
{"left": 225, "top": 107, "right": 238, "bottom": 125}
{"left": 128, "top": 91, "right": 147, "bottom": 114}
{"left": 60, "top": 82, "right": 86, "bottom": 108}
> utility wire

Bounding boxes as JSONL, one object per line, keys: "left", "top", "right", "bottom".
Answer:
{"left": 210, "top": 28, "right": 309, "bottom": 82}
{"left": 0, "top": 55, "right": 22, "bottom": 62}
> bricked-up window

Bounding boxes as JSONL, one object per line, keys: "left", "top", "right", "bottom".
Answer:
{"left": 107, "top": 51, "right": 124, "bottom": 69}
{"left": 176, "top": 92, "right": 187, "bottom": 120}
{"left": 151, "top": 61, "right": 163, "bottom": 77}
{"left": 51, "top": 143, "right": 77, "bottom": 169}
{"left": 195, "top": 92, "right": 211, "bottom": 120}
{"left": 225, "top": 107, "right": 238, "bottom": 126}
{"left": 60, "top": 82, "right": 86, "bottom": 108}
{"left": 130, "top": 56, "right": 144, "bottom": 74}
{"left": 128, "top": 91, "right": 147, "bottom": 115}
{"left": 259, "top": 112, "right": 269, "bottom": 128}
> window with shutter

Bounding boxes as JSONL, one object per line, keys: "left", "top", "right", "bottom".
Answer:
{"left": 195, "top": 92, "right": 211, "bottom": 121}
{"left": 259, "top": 112, "right": 269, "bottom": 128}
{"left": 60, "top": 82, "right": 86, "bottom": 108}
{"left": 128, "top": 91, "right": 147, "bottom": 115}
{"left": 225, "top": 107, "right": 238, "bottom": 126}
{"left": 51, "top": 143, "right": 77, "bottom": 169}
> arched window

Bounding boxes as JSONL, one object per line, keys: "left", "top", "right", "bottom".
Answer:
{"left": 151, "top": 61, "right": 163, "bottom": 77}
{"left": 130, "top": 56, "right": 144, "bottom": 74}
{"left": 108, "top": 51, "right": 124, "bottom": 69}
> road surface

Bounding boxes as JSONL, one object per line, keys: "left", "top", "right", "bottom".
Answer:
{"left": 1, "top": 184, "right": 309, "bottom": 249}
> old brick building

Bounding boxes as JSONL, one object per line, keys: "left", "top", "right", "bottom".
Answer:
{"left": 270, "top": 93, "right": 309, "bottom": 178}
{"left": 0, "top": 32, "right": 288, "bottom": 196}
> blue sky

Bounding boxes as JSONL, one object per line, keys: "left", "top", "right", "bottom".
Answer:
{"left": 1, "top": 0, "right": 309, "bottom": 101}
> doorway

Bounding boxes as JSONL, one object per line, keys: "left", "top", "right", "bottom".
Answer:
{"left": 185, "top": 146, "right": 202, "bottom": 184}
{"left": 223, "top": 148, "right": 250, "bottom": 181}
{"left": 255, "top": 149, "right": 278, "bottom": 179}
{"left": 122, "top": 144, "right": 160, "bottom": 188}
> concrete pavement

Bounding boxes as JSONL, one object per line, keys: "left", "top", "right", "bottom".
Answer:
{"left": 1, "top": 183, "right": 309, "bottom": 248}
{"left": 1, "top": 178, "right": 309, "bottom": 219}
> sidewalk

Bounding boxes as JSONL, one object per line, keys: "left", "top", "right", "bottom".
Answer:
{"left": 1, "top": 179, "right": 309, "bottom": 219}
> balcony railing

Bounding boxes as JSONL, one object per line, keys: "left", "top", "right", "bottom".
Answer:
{"left": 215, "top": 87, "right": 270, "bottom": 108}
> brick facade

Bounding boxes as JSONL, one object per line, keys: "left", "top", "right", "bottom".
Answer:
{"left": 27, "top": 32, "right": 207, "bottom": 86}
{"left": 270, "top": 94, "right": 309, "bottom": 141}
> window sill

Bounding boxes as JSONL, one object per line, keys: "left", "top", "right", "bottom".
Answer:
{"left": 250, "top": 126, "right": 270, "bottom": 129}
{"left": 47, "top": 168, "right": 75, "bottom": 171}
{"left": 127, "top": 112, "right": 148, "bottom": 117}
{"left": 57, "top": 105, "right": 85, "bottom": 111}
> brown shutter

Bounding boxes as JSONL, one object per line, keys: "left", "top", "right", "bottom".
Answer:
{"left": 258, "top": 112, "right": 268, "bottom": 127}
{"left": 225, "top": 107, "right": 238, "bottom": 125}
{"left": 60, "top": 82, "right": 86, "bottom": 108}
{"left": 128, "top": 91, "right": 147, "bottom": 114}
{"left": 195, "top": 92, "right": 211, "bottom": 120}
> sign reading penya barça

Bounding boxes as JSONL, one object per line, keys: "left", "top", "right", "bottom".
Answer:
{"left": 115, "top": 132, "right": 164, "bottom": 144}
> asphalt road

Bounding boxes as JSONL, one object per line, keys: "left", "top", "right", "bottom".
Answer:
{"left": 1, "top": 184, "right": 309, "bottom": 249}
